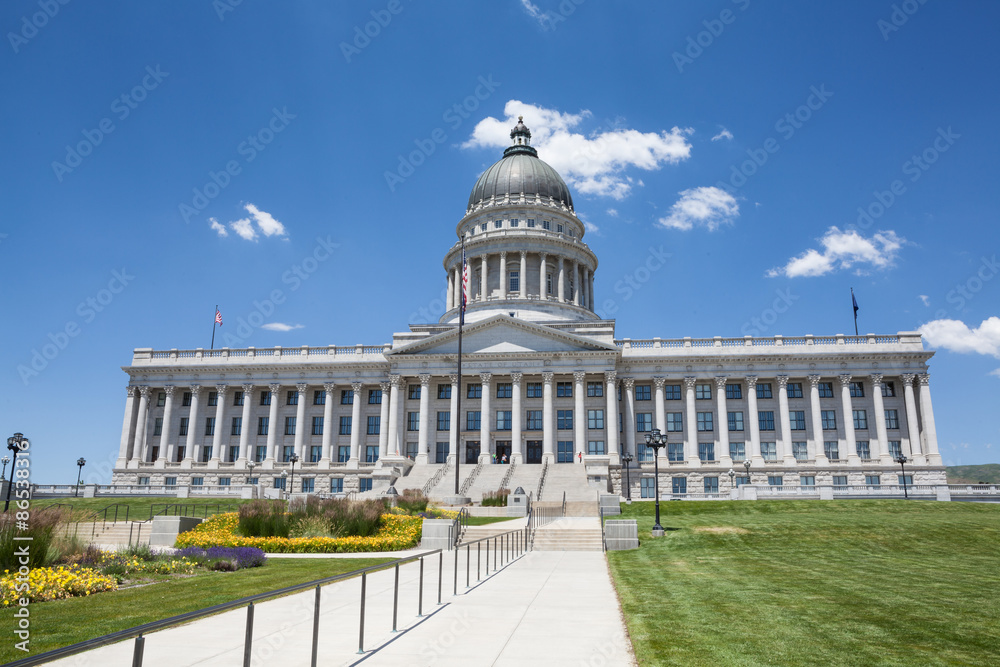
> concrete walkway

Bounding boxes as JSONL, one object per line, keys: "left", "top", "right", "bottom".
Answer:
{"left": 48, "top": 550, "right": 634, "bottom": 666}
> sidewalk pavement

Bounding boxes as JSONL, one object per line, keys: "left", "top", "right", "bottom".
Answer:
{"left": 48, "top": 550, "right": 635, "bottom": 666}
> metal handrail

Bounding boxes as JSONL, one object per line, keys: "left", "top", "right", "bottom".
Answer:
{"left": 598, "top": 506, "right": 607, "bottom": 552}
{"left": 451, "top": 507, "right": 470, "bottom": 547}
{"left": 7, "top": 549, "right": 447, "bottom": 667}
{"left": 147, "top": 502, "right": 239, "bottom": 521}
{"left": 450, "top": 527, "right": 529, "bottom": 597}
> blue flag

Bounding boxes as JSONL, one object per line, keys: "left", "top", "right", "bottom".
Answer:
{"left": 852, "top": 292, "right": 859, "bottom": 314}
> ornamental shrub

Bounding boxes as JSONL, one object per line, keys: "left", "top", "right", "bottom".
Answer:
{"left": 482, "top": 489, "right": 510, "bottom": 507}
{"left": 0, "top": 506, "right": 67, "bottom": 569}
{"left": 396, "top": 489, "right": 429, "bottom": 514}
{"left": 237, "top": 500, "right": 290, "bottom": 537}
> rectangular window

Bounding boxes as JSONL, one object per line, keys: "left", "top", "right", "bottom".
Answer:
{"left": 542, "top": 220, "right": 551, "bottom": 230}
{"left": 466, "top": 411, "right": 481, "bottom": 431}
{"left": 286, "top": 390, "right": 298, "bottom": 406}
{"left": 546, "top": 273, "right": 552, "bottom": 294}
{"left": 359, "top": 478, "right": 373, "bottom": 492}
{"left": 407, "top": 412, "right": 420, "bottom": 431}
{"left": 330, "top": 478, "right": 344, "bottom": 493}
{"left": 341, "top": 390, "right": 354, "bottom": 405}
{"left": 704, "top": 477, "right": 719, "bottom": 493}
{"left": 865, "top": 475, "right": 881, "bottom": 487}
{"left": 165, "top": 476, "right": 177, "bottom": 487}
{"left": 207, "top": 392, "right": 218, "bottom": 407}
{"left": 405, "top": 442, "right": 418, "bottom": 459}
{"left": 587, "top": 440, "right": 605, "bottom": 455}
{"left": 178, "top": 417, "right": 189, "bottom": 436}
{"left": 800, "top": 475, "right": 816, "bottom": 487}
{"left": 758, "top": 411, "right": 775, "bottom": 431}
{"left": 556, "top": 382, "right": 572, "bottom": 397}
{"left": 729, "top": 442, "right": 746, "bottom": 461}
{"left": 367, "top": 416, "right": 380, "bottom": 435}
{"left": 257, "top": 417, "right": 268, "bottom": 436}
{"left": 672, "top": 477, "right": 687, "bottom": 494}
{"left": 881, "top": 381, "right": 896, "bottom": 397}
{"left": 496, "top": 383, "right": 512, "bottom": 398}
{"left": 509, "top": 270, "right": 519, "bottom": 293}
{"left": 339, "top": 416, "right": 351, "bottom": 435}
{"left": 636, "top": 413, "right": 652, "bottom": 432}
{"left": 821, "top": 410, "right": 837, "bottom": 430}
{"left": 587, "top": 382, "right": 603, "bottom": 397}
{"left": 898, "top": 474, "right": 913, "bottom": 486}
{"left": 227, "top": 445, "right": 239, "bottom": 464}
{"left": 191, "top": 477, "right": 204, "bottom": 487}
{"left": 735, "top": 476, "right": 750, "bottom": 487}
{"left": 366, "top": 445, "right": 379, "bottom": 463}
{"left": 636, "top": 443, "right": 651, "bottom": 462}
{"left": 587, "top": 410, "right": 604, "bottom": 429}
{"left": 853, "top": 410, "right": 868, "bottom": 430}
{"left": 182, "top": 392, "right": 192, "bottom": 407}
{"left": 888, "top": 440, "right": 902, "bottom": 458}
{"left": 695, "top": 384, "right": 711, "bottom": 400}
{"left": 204, "top": 417, "right": 215, "bottom": 436}
{"left": 825, "top": 441, "right": 840, "bottom": 460}
{"left": 260, "top": 390, "right": 271, "bottom": 406}
{"left": 885, "top": 409, "right": 899, "bottom": 429}
{"left": 313, "top": 390, "right": 325, "bottom": 405}
{"left": 408, "top": 385, "right": 421, "bottom": 400}
{"left": 557, "top": 410, "right": 573, "bottom": 430}
{"left": 856, "top": 441, "right": 871, "bottom": 459}
{"left": 231, "top": 417, "right": 242, "bottom": 436}
{"left": 510, "top": 218, "right": 519, "bottom": 227}
{"left": 309, "top": 445, "right": 322, "bottom": 463}
{"left": 698, "top": 443, "right": 715, "bottom": 462}
{"left": 666, "top": 412, "right": 683, "bottom": 432}
{"left": 792, "top": 442, "right": 808, "bottom": 460}
{"left": 437, "top": 384, "right": 451, "bottom": 400}
{"left": 557, "top": 441, "right": 574, "bottom": 463}
{"left": 665, "top": 384, "right": 682, "bottom": 400}
{"left": 635, "top": 385, "right": 651, "bottom": 401}
{"left": 496, "top": 410, "right": 512, "bottom": 430}
{"left": 833, "top": 475, "right": 848, "bottom": 488}
{"left": 337, "top": 446, "right": 350, "bottom": 463}
{"left": 299, "top": 478, "right": 314, "bottom": 493}
{"left": 557, "top": 223, "right": 564, "bottom": 233}
{"left": 254, "top": 445, "right": 266, "bottom": 463}
{"left": 790, "top": 411, "right": 806, "bottom": 430}
{"left": 850, "top": 381, "right": 865, "bottom": 398}
{"left": 527, "top": 218, "right": 535, "bottom": 228}
{"left": 312, "top": 416, "right": 323, "bottom": 436}
{"left": 728, "top": 411, "right": 744, "bottom": 432}
{"left": 667, "top": 443, "right": 685, "bottom": 461}
{"left": 153, "top": 417, "right": 163, "bottom": 436}
{"left": 787, "top": 382, "right": 803, "bottom": 398}
{"left": 526, "top": 382, "right": 542, "bottom": 398}
{"left": 437, "top": 411, "right": 450, "bottom": 431}
{"left": 284, "top": 417, "right": 296, "bottom": 436}
{"left": 494, "top": 220, "right": 502, "bottom": 229}
{"left": 436, "top": 442, "right": 449, "bottom": 464}
{"left": 725, "top": 383, "right": 742, "bottom": 399}
{"left": 767, "top": 475, "right": 783, "bottom": 487}
{"left": 697, "top": 412, "right": 713, "bottom": 432}
{"left": 761, "top": 442, "right": 777, "bottom": 461}
{"left": 200, "top": 445, "right": 213, "bottom": 463}
{"left": 233, "top": 391, "right": 245, "bottom": 406}
{"left": 526, "top": 410, "right": 543, "bottom": 430}
{"left": 467, "top": 384, "right": 482, "bottom": 399}
{"left": 640, "top": 477, "right": 656, "bottom": 498}
{"left": 818, "top": 382, "right": 834, "bottom": 398}
{"left": 480, "top": 222, "right": 487, "bottom": 232}
{"left": 756, "top": 383, "right": 773, "bottom": 399}
{"left": 369, "top": 389, "right": 382, "bottom": 404}
{"left": 273, "top": 477, "right": 285, "bottom": 491}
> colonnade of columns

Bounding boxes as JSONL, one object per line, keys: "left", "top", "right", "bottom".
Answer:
{"left": 446, "top": 250, "right": 594, "bottom": 310}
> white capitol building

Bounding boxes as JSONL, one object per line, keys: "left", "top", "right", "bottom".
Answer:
{"left": 113, "top": 118, "right": 946, "bottom": 499}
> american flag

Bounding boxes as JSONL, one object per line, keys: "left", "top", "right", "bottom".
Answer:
{"left": 215, "top": 309, "right": 223, "bottom": 326}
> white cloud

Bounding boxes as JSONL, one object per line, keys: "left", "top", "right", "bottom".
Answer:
{"left": 711, "top": 128, "right": 734, "bottom": 142}
{"left": 657, "top": 186, "right": 739, "bottom": 232}
{"left": 919, "top": 316, "right": 1000, "bottom": 358}
{"left": 230, "top": 218, "right": 257, "bottom": 241}
{"left": 606, "top": 208, "right": 619, "bottom": 217}
{"left": 463, "top": 100, "right": 692, "bottom": 200}
{"left": 244, "top": 203, "right": 287, "bottom": 238}
{"left": 261, "top": 322, "right": 304, "bottom": 332}
{"left": 766, "top": 227, "right": 904, "bottom": 278}
{"left": 919, "top": 294, "right": 930, "bottom": 307}
{"left": 519, "top": 0, "right": 548, "bottom": 27}
{"left": 209, "top": 217, "right": 228, "bottom": 237}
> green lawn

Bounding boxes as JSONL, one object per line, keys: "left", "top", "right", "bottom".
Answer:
{"left": 0, "top": 556, "right": 393, "bottom": 663}
{"left": 608, "top": 500, "right": 1000, "bottom": 667}
{"left": 464, "top": 515, "right": 522, "bottom": 526}
{"left": 36, "top": 497, "right": 260, "bottom": 523}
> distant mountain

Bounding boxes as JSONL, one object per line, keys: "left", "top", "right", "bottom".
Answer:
{"left": 947, "top": 464, "right": 1000, "bottom": 485}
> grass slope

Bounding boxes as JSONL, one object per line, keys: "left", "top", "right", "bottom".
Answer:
{"left": 608, "top": 500, "right": 1000, "bottom": 667}
{"left": 0, "top": 557, "right": 392, "bottom": 663}
{"left": 946, "top": 463, "right": 1000, "bottom": 484}
{"left": 35, "top": 497, "right": 257, "bottom": 523}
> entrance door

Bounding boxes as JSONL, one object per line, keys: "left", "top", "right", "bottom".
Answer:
{"left": 526, "top": 440, "right": 543, "bottom": 464}
{"left": 466, "top": 441, "right": 480, "bottom": 464}
{"left": 495, "top": 441, "right": 511, "bottom": 462}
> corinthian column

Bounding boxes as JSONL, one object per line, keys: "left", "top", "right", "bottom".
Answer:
{"left": 622, "top": 378, "right": 636, "bottom": 458}
{"left": 918, "top": 374, "right": 942, "bottom": 465}
{"left": 715, "top": 377, "right": 731, "bottom": 466}
{"left": 387, "top": 375, "right": 401, "bottom": 456}
{"left": 238, "top": 384, "right": 253, "bottom": 465}
{"left": 684, "top": 377, "right": 700, "bottom": 467}
{"left": 498, "top": 252, "right": 507, "bottom": 300}
{"left": 210, "top": 385, "right": 228, "bottom": 465}
{"left": 159, "top": 386, "right": 175, "bottom": 464}
{"left": 321, "top": 383, "right": 335, "bottom": 464}
{"left": 653, "top": 378, "right": 666, "bottom": 436}
{"left": 777, "top": 376, "right": 795, "bottom": 465}
{"left": 539, "top": 253, "right": 547, "bottom": 299}
{"left": 542, "top": 372, "right": 554, "bottom": 462}
{"left": 511, "top": 372, "right": 523, "bottom": 463}
{"left": 557, "top": 257, "right": 565, "bottom": 302}
{"left": 184, "top": 385, "right": 201, "bottom": 465}
{"left": 378, "top": 381, "right": 391, "bottom": 458}
{"left": 871, "top": 374, "right": 891, "bottom": 463}
{"left": 293, "top": 384, "right": 307, "bottom": 462}
{"left": 605, "top": 371, "right": 619, "bottom": 459}
{"left": 746, "top": 377, "right": 762, "bottom": 465}
{"left": 118, "top": 386, "right": 139, "bottom": 466}
{"left": 574, "top": 371, "right": 586, "bottom": 461}
{"left": 840, "top": 375, "right": 859, "bottom": 464}
{"left": 519, "top": 251, "right": 527, "bottom": 299}
{"left": 480, "top": 255, "right": 488, "bottom": 302}
{"left": 265, "top": 384, "right": 280, "bottom": 465}
{"left": 480, "top": 372, "right": 493, "bottom": 462}
{"left": 417, "top": 375, "right": 431, "bottom": 464}
{"left": 808, "top": 376, "right": 827, "bottom": 465}
{"left": 134, "top": 387, "right": 151, "bottom": 464}
{"left": 350, "top": 381, "right": 364, "bottom": 464}
{"left": 573, "top": 261, "right": 580, "bottom": 306}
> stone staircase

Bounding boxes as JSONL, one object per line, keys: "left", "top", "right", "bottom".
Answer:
{"left": 391, "top": 463, "right": 444, "bottom": 494}
{"left": 505, "top": 464, "right": 544, "bottom": 497}
{"left": 427, "top": 463, "right": 479, "bottom": 500}
{"left": 464, "top": 464, "right": 509, "bottom": 502}
{"left": 63, "top": 521, "right": 151, "bottom": 547}
{"left": 456, "top": 518, "right": 526, "bottom": 546}
{"left": 531, "top": 517, "right": 603, "bottom": 551}
{"left": 540, "top": 463, "right": 599, "bottom": 502}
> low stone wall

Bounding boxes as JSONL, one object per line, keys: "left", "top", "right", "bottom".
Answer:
{"left": 421, "top": 518, "right": 456, "bottom": 550}
{"left": 604, "top": 519, "right": 638, "bottom": 551}
{"left": 149, "top": 516, "right": 204, "bottom": 548}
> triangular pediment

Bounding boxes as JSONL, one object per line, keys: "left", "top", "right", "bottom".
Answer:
{"left": 389, "top": 316, "right": 618, "bottom": 357}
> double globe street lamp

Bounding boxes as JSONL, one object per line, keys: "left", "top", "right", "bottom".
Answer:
{"left": 75, "top": 458, "right": 86, "bottom": 497}
{"left": 895, "top": 454, "right": 910, "bottom": 499}
{"left": 644, "top": 429, "right": 668, "bottom": 536}
{"left": 621, "top": 451, "right": 634, "bottom": 502}
{"left": 5, "top": 433, "right": 28, "bottom": 512}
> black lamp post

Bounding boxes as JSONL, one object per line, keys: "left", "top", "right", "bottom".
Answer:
{"left": 289, "top": 453, "right": 299, "bottom": 497}
{"left": 895, "top": 454, "right": 909, "bottom": 499}
{"left": 280, "top": 470, "right": 288, "bottom": 500}
{"left": 728, "top": 468, "right": 735, "bottom": 494}
{"left": 4, "top": 434, "right": 27, "bottom": 512}
{"left": 621, "top": 451, "right": 633, "bottom": 502}
{"left": 1, "top": 456, "right": 9, "bottom": 481}
{"left": 644, "top": 428, "right": 668, "bottom": 536}
{"left": 246, "top": 460, "right": 256, "bottom": 484}
{"left": 743, "top": 459, "right": 751, "bottom": 486}
{"left": 75, "top": 458, "right": 86, "bottom": 497}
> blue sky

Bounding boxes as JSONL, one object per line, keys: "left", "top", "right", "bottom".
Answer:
{"left": 3, "top": 0, "right": 999, "bottom": 483}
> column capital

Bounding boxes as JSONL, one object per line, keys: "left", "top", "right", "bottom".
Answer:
{"left": 126, "top": 385, "right": 137, "bottom": 397}
{"left": 480, "top": 254, "right": 488, "bottom": 262}
{"left": 542, "top": 371, "right": 555, "bottom": 384}
{"left": 838, "top": 374, "right": 853, "bottom": 387}
{"left": 917, "top": 373, "right": 931, "bottom": 386}
{"left": 499, "top": 250, "right": 507, "bottom": 259}
{"left": 215, "top": 384, "right": 229, "bottom": 398}
{"left": 714, "top": 376, "right": 728, "bottom": 389}
{"left": 163, "top": 385, "right": 176, "bottom": 397}
{"left": 539, "top": 251, "right": 547, "bottom": 259}
{"left": 138, "top": 386, "right": 151, "bottom": 398}
{"left": 684, "top": 376, "right": 697, "bottom": 389}
{"left": 901, "top": 372, "right": 916, "bottom": 384}
{"left": 190, "top": 384, "right": 202, "bottom": 396}
{"left": 652, "top": 376, "right": 666, "bottom": 388}
{"left": 479, "top": 372, "right": 493, "bottom": 384}
{"left": 776, "top": 375, "right": 789, "bottom": 389}
{"left": 520, "top": 250, "right": 527, "bottom": 259}
{"left": 379, "top": 380, "right": 391, "bottom": 392}
{"left": 389, "top": 374, "right": 403, "bottom": 388}
{"left": 295, "top": 383, "right": 307, "bottom": 393}
{"left": 351, "top": 380, "right": 363, "bottom": 392}
{"left": 418, "top": 374, "right": 431, "bottom": 387}
{"left": 622, "top": 377, "right": 635, "bottom": 390}
{"left": 870, "top": 373, "right": 883, "bottom": 385}
{"left": 745, "top": 375, "right": 758, "bottom": 388}
{"left": 268, "top": 383, "right": 281, "bottom": 393}
{"left": 510, "top": 372, "right": 523, "bottom": 384}
{"left": 242, "top": 383, "right": 255, "bottom": 394}
{"left": 604, "top": 370, "right": 617, "bottom": 383}
{"left": 323, "top": 382, "right": 336, "bottom": 393}
{"left": 807, "top": 374, "right": 821, "bottom": 387}
{"left": 574, "top": 370, "right": 587, "bottom": 383}
{"left": 448, "top": 374, "right": 459, "bottom": 385}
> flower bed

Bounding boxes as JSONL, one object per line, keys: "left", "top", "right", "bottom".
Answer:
{"left": 175, "top": 512, "right": 423, "bottom": 553}
{"left": 0, "top": 565, "right": 118, "bottom": 605}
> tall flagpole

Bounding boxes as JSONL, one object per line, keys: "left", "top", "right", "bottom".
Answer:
{"left": 851, "top": 288, "right": 859, "bottom": 336}
{"left": 455, "top": 238, "right": 466, "bottom": 496}
{"left": 211, "top": 304, "right": 218, "bottom": 349}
